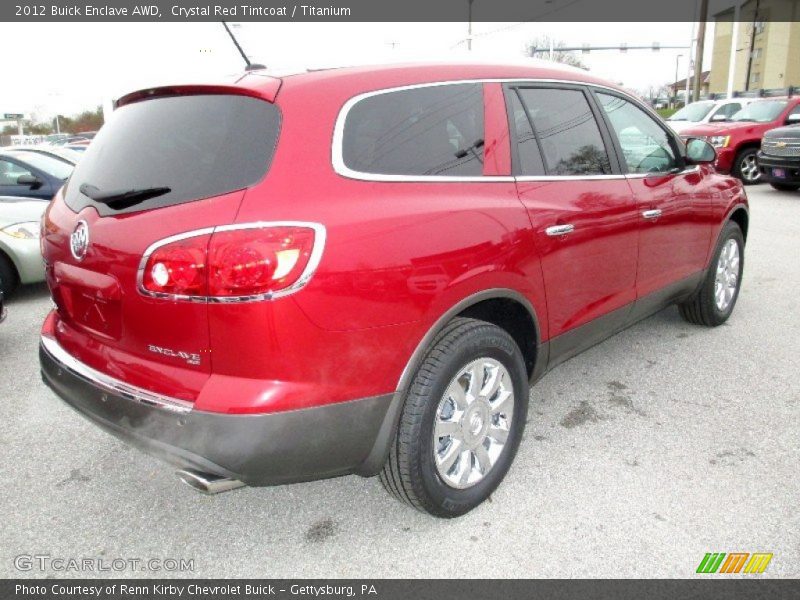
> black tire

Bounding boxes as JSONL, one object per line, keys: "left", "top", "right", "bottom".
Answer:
{"left": 0, "top": 254, "right": 19, "bottom": 297}
{"left": 679, "top": 221, "right": 744, "bottom": 327}
{"left": 770, "top": 182, "right": 800, "bottom": 192}
{"left": 731, "top": 147, "right": 761, "bottom": 185}
{"left": 380, "top": 317, "right": 528, "bottom": 518}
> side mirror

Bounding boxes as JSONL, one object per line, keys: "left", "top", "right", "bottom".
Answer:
{"left": 685, "top": 138, "right": 717, "bottom": 164}
{"left": 710, "top": 113, "right": 729, "bottom": 122}
{"left": 786, "top": 113, "right": 800, "bottom": 125}
{"left": 16, "top": 174, "right": 42, "bottom": 189}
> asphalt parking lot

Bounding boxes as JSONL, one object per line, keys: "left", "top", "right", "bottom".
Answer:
{"left": 1, "top": 184, "right": 798, "bottom": 579}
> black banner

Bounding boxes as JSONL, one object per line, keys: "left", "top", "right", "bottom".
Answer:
{"left": 2, "top": 0, "right": 798, "bottom": 22}
{"left": 4, "top": 580, "right": 800, "bottom": 600}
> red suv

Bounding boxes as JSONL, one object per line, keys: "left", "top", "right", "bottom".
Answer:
{"left": 40, "top": 63, "right": 748, "bottom": 517}
{"left": 680, "top": 95, "right": 800, "bottom": 184}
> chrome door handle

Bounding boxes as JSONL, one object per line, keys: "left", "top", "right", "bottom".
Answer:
{"left": 545, "top": 224, "right": 575, "bottom": 237}
{"left": 642, "top": 209, "right": 662, "bottom": 220}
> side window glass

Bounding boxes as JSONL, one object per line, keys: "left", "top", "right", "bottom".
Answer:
{"left": 720, "top": 103, "right": 741, "bottom": 117}
{"left": 515, "top": 87, "right": 611, "bottom": 176}
{"left": 508, "top": 91, "right": 545, "bottom": 175}
{"left": 0, "top": 159, "right": 32, "bottom": 186}
{"left": 341, "top": 83, "right": 484, "bottom": 177}
{"left": 597, "top": 92, "right": 679, "bottom": 174}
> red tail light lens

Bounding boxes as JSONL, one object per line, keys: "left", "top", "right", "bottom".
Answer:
{"left": 142, "top": 235, "right": 210, "bottom": 297}
{"left": 139, "top": 223, "right": 324, "bottom": 301}
{"left": 208, "top": 226, "right": 316, "bottom": 297}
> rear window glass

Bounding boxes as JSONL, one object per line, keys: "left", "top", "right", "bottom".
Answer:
{"left": 64, "top": 94, "right": 281, "bottom": 215}
{"left": 341, "top": 83, "right": 484, "bottom": 177}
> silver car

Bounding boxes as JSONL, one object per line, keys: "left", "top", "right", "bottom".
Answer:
{"left": 0, "top": 196, "right": 46, "bottom": 296}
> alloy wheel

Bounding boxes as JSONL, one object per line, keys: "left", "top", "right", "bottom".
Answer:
{"left": 715, "top": 238, "right": 740, "bottom": 311}
{"left": 433, "top": 358, "right": 515, "bottom": 489}
{"left": 740, "top": 154, "right": 761, "bottom": 183}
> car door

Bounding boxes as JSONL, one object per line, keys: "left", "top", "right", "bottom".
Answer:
{"left": 507, "top": 83, "right": 639, "bottom": 364}
{"left": 592, "top": 89, "right": 712, "bottom": 305}
{"left": 0, "top": 157, "right": 52, "bottom": 200}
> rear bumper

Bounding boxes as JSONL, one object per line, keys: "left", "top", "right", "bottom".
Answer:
{"left": 757, "top": 152, "right": 800, "bottom": 184}
{"left": 40, "top": 335, "right": 394, "bottom": 486}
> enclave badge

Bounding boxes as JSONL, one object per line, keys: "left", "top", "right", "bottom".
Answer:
{"left": 70, "top": 220, "right": 89, "bottom": 261}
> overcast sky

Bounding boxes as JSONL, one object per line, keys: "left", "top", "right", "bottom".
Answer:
{"left": 0, "top": 21, "right": 715, "bottom": 122}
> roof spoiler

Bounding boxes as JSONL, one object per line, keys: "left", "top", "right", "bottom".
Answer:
{"left": 115, "top": 77, "right": 282, "bottom": 110}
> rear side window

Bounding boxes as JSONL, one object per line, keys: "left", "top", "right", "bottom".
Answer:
{"left": 341, "top": 83, "right": 484, "bottom": 177}
{"left": 65, "top": 94, "right": 281, "bottom": 215}
{"left": 508, "top": 91, "right": 545, "bottom": 176}
{"left": 515, "top": 87, "right": 611, "bottom": 176}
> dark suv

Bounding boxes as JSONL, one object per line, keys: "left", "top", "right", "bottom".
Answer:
{"left": 40, "top": 63, "right": 748, "bottom": 517}
{"left": 758, "top": 124, "right": 800, "bottom": 191}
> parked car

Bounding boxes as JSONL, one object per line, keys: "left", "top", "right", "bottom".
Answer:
{"left": 681, "top": 96, "right": 800, "bottom": 184}
{"left": 5, "top": 145, "right": 82, "bottom": 166}
{"left": 757, "top": 124, "right": 800, "bottom": 191}
{"left": 39, "top": 63, "right": 748, "bottom": 517}
{"left": 666, "top": 98, "right": 754, "bottom": 134}
{"left": 63, "top": 143, "right": 89, "bottom": 153}
{"left": 0, "top": 149, "right": 74, "bottom": 201}
{"left": 0, "top": 197, "right": 46, "bottom": 295}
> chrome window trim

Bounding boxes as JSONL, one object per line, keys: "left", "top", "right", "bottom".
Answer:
{"left": 626, "top": 165, "right": 701, "bottom": 179}
{"left": 41, "top": 335, "right": 194, "bottom": 414}
{"left": 331, "top": 77, "right": 652, "bottom": 183}
{"left": 136, "top": 221, "right": 327, "bottom": 303}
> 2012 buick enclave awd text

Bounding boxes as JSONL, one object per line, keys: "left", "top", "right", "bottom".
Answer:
{"left": 39, "top": 63, "right": 748, "bottom": 517}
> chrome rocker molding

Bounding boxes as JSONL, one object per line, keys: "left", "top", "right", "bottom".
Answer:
{"left": 136, "top": 221, "right": 327, "bottom": 304}
{"left": 40, "top": 335, "right": 193, "bottom": 414}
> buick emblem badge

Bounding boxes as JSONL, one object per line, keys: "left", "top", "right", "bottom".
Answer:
{"left": 70, "top": 220, "right": 89, "bottom": 261}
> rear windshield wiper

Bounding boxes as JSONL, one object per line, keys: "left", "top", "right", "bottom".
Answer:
{"left": 79, "top": 182, "right": 171, "bottom": 210}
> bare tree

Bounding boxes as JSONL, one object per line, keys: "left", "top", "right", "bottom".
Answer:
{"left": 524, "top": 36, "right": 587, "bottom": 70}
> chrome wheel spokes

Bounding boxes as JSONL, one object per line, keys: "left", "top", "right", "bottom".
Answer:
{"left": 433, "top": 358, "right": 515, "bottom": 489}
{"left": 714, "top": 238, "right": 740, "bottom": 311}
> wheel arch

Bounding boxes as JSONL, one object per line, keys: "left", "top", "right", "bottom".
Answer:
{"left": 356, "top": 288, "right": 543, "bottom": 477}
{"left": 728, "top": 205, "right": 749, "bottom": 242}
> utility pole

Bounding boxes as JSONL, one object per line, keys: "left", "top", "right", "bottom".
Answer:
{"left": 744, "top": 0, "right": 761, "bottom": 91}
{"left": 726, "top": 2, "right": 741, "bottom": 98}
{"left": 692, "top": 0, "right": 709, "bottom": 102}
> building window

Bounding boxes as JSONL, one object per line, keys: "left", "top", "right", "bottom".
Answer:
{"left": 754, "top": 20, "right": 766, "bottom": 35}
{"left": 752, "top": 47, "right": 762, "bottom": 60}
{"left": 750, "top": 72, "right": 760, "bottom": 84}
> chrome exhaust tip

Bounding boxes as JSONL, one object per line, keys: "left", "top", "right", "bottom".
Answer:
{"left": 176, "top": 469, "right": 245, "bottom": 495}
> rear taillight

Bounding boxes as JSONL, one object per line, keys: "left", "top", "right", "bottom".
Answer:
{"left": 139, "top": 223, "right": 325, "bottom": 301}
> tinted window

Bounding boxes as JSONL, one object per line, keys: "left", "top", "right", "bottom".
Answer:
{"left": 65, "top": 95, "right": 281, "bottom": 215}
{"left": 508, "top": 91, "right": 545, "bottom": 175}
{"left": 342, "top": 84, "right": 484, "bottom": 176}
{"left": 516, "top": 88, "right": 611, "bottom": 176}
{"left": 597, "top": 93, "right": 678, "bottom": 174}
